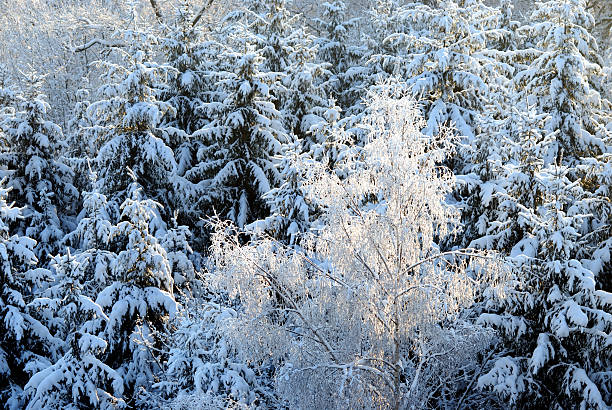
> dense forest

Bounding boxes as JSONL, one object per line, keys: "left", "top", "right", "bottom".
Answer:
{"left": 0, "top": 0, "right": 611, "bottom": 408}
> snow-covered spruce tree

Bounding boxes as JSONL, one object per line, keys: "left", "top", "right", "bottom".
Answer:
{"left": 185, "top": 23, "right": 289, "bottom": 228}
{"left": 64, "top": 84, "right": 100, "bottom": 197}
{"left": 513, "top": 0, "right": 612, "bottom": 291}
{"left": 0, "top": 66, "right": 16, "bottom": 112}
{"left": 344, "top": 0, "right": 420, "bottom": 125}
{"left": 24, "top": 252, "right": 125, "bottom": 410}
{"left": 375, "top": 1, "right": 504, "bottom": 148}
{"left": 62, "top": 186, "right": 117, "bottom": 297}
{"left": 255, "top": 101, "right": 354, "bottom": 245}
{"left": 96, "top": 183, "right": 176, "bottom": 401}
{"left": 242, "top": 0, "right": 331, "bottom": 144}
{"left": 494, "top": 0, "right": 523, "bottom": 54}
{"left": 278, "top": 29, "right": 331, "bottom": 145}
{"left": 210, "top": 89, "right": 504, "bottom": 409}
{"left": 580, "top": 148, "right": 612, "bottom": 295}
{"left": 159, "top": 3, "right": 229, "bottom": 246}
{"left": 29, "top": 191, "right": 115, "bottom": 343}
{"left": 0, "top": 181, "right": 58, "bottom": 408}
{"left": 454, "top": 58, "right": 536, "bottom": 248}
{"left": 314, "top": 1, "right": 365, "bottom": 113}
{"left": 236, "top": 0, "right": 339, "bottom": 244}
{"left": 474, "top": 4, "right": 612, "bottom": 407}
{"left": 454, "top": 111, "right": 508, "bottom": 249}
{"left": 0, "top": 86, "right": 77, "bottom": 265}
{"left": 159, "top": 215, "right": 198, "bottom": 300}
{"left": 361, "top": 0, "right": 403, "bottom": 86}
{"left": 454, "top": 0, "right": 540, "bottom": 247}
{"left": 478, "top": 161, "right": 612, "bottom": 408}
{"left": 155, "top": 301, "right": 262, "bottom": 408}
{"left": 248, "top": 0, "right": 296, "bottom": 75}
{"left": 513, "top": 0, "right": 610, "bottom": 168}
{"left": 466, "top": 104, "right": 553, "bottom": 253}
{"left": 87, "top": 27, "right": 177, "bottom": 210}
{"left": 160, "top": 0, "right": 210, "bottom": 140}
{"left": 307, "top": 101, "right": 352, "bottom": 168}
{"left": 67, "top": 83, "right": 95, "bottom": 160}
{"left": 160, "top": 0, "right": 222, "bottom": 179}
{"left": 223, "top": 0, "right": 328, "bottom": 243}
{"left": 23, "top": 184, "right": 120, "bottom": 410}
{"left": 253, "top": 140, "right": 318, "bottom": 245}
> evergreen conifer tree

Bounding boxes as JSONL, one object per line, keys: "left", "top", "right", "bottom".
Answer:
{"left": 476, "top": 3, "right": 612, "bottom": 407}
{"left": 87, "top": 28, "right": 177, "bottom": 212}
{"left": 185, "top": 23, "right": 289, "bottom": 228}
{"left": 0, "top": 181, "right": 58, "bottom": 408}
{"left": 62, "top": 186, "right": 117, "bottom": 297}
{"left": 514, "top": 0, "right": 610, "bottom": 166}
{"left": 315, "top": 1, "right": 367, "bottom": 113}
{"left": 96, "top": 183, "right": 176, "bottom": 399}
{"left": 0, "top": 80, "right": 77, "bottom": 264}
{"left": 24, "top": 252, "right": 124, "bottom": 409}
{"left": 156, "top": 302, "right": 259, "bottom": 406}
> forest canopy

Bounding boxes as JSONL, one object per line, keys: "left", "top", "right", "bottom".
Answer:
{"left": 0, "top": 0, "right": 611, "bottom": 409}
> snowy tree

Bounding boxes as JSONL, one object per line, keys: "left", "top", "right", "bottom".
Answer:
{"left": 160, "top": 0, "right": 221, "bottom": 181}
{"left": 155, "top": 302, "right": 261, "bottom": 407}
{"left": 96, "top": 183, "right": 176, "bottom": 399}
{"left": 315, "top": 0, "right": 367, "bottom": 112}
{"left": 161, "top": 1, "right": 210, "bottom": 139}
{"left": 24, "top": 252, "right": 125, "bottom": 410}
{"left": 160, "top": 215, "right": 198, "bottom": 300}
{"left": 0, "top": 67, "right": 16, "bottom": 111}
{"left": 210, "top": 89, "right": 504, "bottom": 409}
{"left": 184, "top": 24, "right": 289, "bottom": 228}
{"left": 494, "top": 0, "right": 523, "bottom": 53}
{"left": 460, "top": 6, "right": 612, "bottom": 406}
{"left": 586, "top": 0, "right": 612, "bottom": 52}
{"left": 243, "top": 0, "right": 331, "bottom": 143}
{"left": 0, "top": 84, "right": 77, "bottom": 264}
{"left": 307, "top": 101, "right": 352, "bottom": 168}
{"left": 579, "top": 150, "right": 612, "bottom": 294}
{"left": 362, "top": 0, "right": 402, "bottom": 82}
{"left": 67, "top": 85, "right": 94, "bottom": 159}
{"left": 473, "top": 4, "right": 612, "bottom": 406}
{"left": 512, "top": 0, "right": 612, "bottom": 302}
{"left": 87, "top": 27, "right": 177, "bottom": 209}
{"left": 249, "top": 0, "right": 299, "bottom": 75}
{"left": 196, "top": 0, "right": 329, "bottom": 243}
{"left": 62, "top": 186, "right": 117, "bottom": 296}
{"left": 278, "top": 31, "right": 330, "bottom": 143}
{"left": 254, "top": 140, "right": 318, "bottom": 245}
{"left": 371, "top": 0, "right": 504, "bottom": 151}
{"left": 65, "top": 86, "right": 98, "bottom": 196}
{"left": 478, "top": 162, "right": 612, "bottom": 408}
{"left": 21, "top": 184, "right": 121, "bottom": 410}
{"left": 159, "top": 4, "right": 230, "bottom": 244}
{"left": 464, "top": 103, "right": 553, "bottom": 252}
{"left": 514, "top": 0, "right": 610, "bottom": 167}
{"left": 0, "top": 181, "right": 58, "bottom": 408}
{"left": 255, "top": 101, "right": 354, "bottom": 245}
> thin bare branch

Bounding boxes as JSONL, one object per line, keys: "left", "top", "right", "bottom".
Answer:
{"left": 192, "top": 0, "right": 215, "bottom": 27}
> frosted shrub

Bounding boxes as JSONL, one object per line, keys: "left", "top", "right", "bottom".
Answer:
{"left": 210, "top": 87, "right": 505, "bottom": 409}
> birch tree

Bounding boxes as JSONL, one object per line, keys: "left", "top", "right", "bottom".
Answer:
{"left": 209, "top": 87, "right": 504, "bottom": 409}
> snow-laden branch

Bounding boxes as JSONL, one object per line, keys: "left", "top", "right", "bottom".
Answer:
{"left": 74, "top": 38, "right": 125, "bottom": 53}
